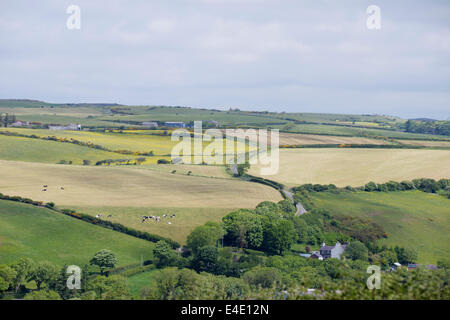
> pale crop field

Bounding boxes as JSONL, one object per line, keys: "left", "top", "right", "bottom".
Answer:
{"left": 0, "top": 160, "right": 282, "bottom": 208}
{"left": 140, "top": 163, "right": 231, "bottom": 179}
{"left": 249, "top": 148, "right": 450, "bottom": 187}
{"left": 278, "top": 133, "right": 392, "bottom": 146}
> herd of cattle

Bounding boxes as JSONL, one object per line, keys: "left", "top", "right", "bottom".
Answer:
{"left": 141, "top": 214, "right": 176, "bottom": 224}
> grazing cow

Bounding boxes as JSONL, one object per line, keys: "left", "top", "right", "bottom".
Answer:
{"left": 163, "top": 214, "right": 168, "bottom": 218}
{"left": 61, "top": 187, "right": 64, "bottom": 190}
{"left": 96, "top": 214, "right": 102, "bottom": 218}
{"left": 43, "top": 185, "right": 48, "bottom": 188}
{"left": 42, "top": 189, "right": 47, "bottom": 192}
{"left": 107, "top": 215, "right": 112, "bottom": 218}
{"left": 168, "top": 222, "right": 172, "bottom": 225}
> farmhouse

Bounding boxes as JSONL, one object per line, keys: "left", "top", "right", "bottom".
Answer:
{"left": 10, "top": 121, "right": 31, "bottom": 127}
{"left": 319, "top": 241, "right": 348, "bottom": 260}
{"left": 164, "top": 121, "right": 185, "bottom": 128}
{"left": 142, "top": 121, "right": 158, "bottom": 128}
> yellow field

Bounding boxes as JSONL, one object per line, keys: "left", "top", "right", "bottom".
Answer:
{"left": 0, "top": 160, "right": 282, "bottom": 208}
{"left": 249, "top": 148, "right": 450, "bottom": 187}
{"left": 0, "top": 128, "right": 254, "bottom": 158}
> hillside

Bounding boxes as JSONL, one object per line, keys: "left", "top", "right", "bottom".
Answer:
{"left": 0, "top": 199, "right": 154, "bottom": 266}
{"left": 309, "top": 190, "right": 450, "bottom": 264}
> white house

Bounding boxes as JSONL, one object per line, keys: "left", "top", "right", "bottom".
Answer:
{"left": 319, "top": 241, "right": 348, "bottom": 260}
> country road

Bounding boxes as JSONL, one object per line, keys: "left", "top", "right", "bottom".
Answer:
{"left": 231, "top": 164, "right": 306, "bottom": 216}
{"left": 282, "top": 190, "right": 307, "bottom": 216}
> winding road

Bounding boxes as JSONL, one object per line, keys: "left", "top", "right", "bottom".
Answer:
{"left": 282, "top": 190, "right": 307, "bottom": 216}
{"left": 231, "top": 164, "right": 306, "bottom": 216}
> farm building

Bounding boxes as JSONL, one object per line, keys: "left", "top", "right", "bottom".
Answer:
{"left": 49, "top": 123, "right": 81, "bottom": 131}
{"left": 164, "top": 121, "right": 185, "bottom": 128}
{"left": 9, "top": 121, "right": 31, "bottom": 127}
{"left": 142, "top": 121, "right": 158, "bottom": 128}
{"left": 319, "top": 241, "right": 348, "bottom": 260}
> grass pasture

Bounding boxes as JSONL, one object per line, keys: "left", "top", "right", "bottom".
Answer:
{"left": 0, "top": 134, "right": 161, "bottom": 165}
{"left": 0, "top": 200, "right": 154, "bottom": 266}
{"left": 309, "top": 191, "right": 450, "bottom": 263}
{"left": 69, "top": 206, "right": 234, "bottom": 245}
{"left": 249, "top": 148, "right": 450, "bottom": 187}
{"left": 127, "top": 268, "right": 160, "bottom": 296}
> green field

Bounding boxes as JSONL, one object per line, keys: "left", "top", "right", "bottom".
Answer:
{"left": 0, "top": 200, "right": 154, "bottom": 266}
{"left": 310, "top": 190, "right": 450, "bottom": 264}
{"left": 69, "top": 206, "right": 234, "bottom": 245}
{"left": 127, "top": 268, "right": 161, "bottom": 296}
{"left": 0, "top": 134, "right": 158, "bottom": 165}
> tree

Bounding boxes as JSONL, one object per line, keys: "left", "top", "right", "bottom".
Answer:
{"left": 292, "top": 217, "right": 308, "bottom": 243}
{"left": 345, "top": 241, "right": 369, "bottom": 261}
{"left": 153, "top": 240, "right": 177, "bottom": 267}
{"left": 242, "top": 267, "right": 281, "bottom": 289}
{"left": 278, "top": 199, "right": 296, "bottom": 217}
{"left": 186, "top": 222, "right": 224, "bottom": 254}
{"left": 10, "top": 257, "right": 34, "bottom": 293}
{"left": 395, "top": 247, "right": 418, "bottom": 265}
{"left": 364, "top": 181, "right": 377, "bottom": 192}
{"left": 262, "top": 219, "right": 296, "bottom": 255}
{"left": 90, "top": 249, "right": 118, "bottom": 275}
{"left": 235, "top": 162, "right": 250, "bottom": 176}
{"left": 222, "top": 210, "right": 264, "bottom": 249}
{"left": 31, "top": 261, "right": 59, "bottom": 290}
{"left": 86, "top": 275, "right": 130, "bottom": 300}
{"left": 24, "top": 290, "right": 61, "bottom": 300}
{"left": 0, "top": 265, "right": 17, "bottom": 293}
{"left": 192, "top": 245, "right": 219, "bottom": 273}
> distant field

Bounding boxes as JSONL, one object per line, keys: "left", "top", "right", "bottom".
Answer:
{"left": 0, "top": 134, "right": 167, "bottom": 165}
{"left": 0, "top": 160, "right": 282, "bottom": 208}
{"left": 249, "top": 148, "right": 450, "bottom": 187}
{"left": 278, "top": 133, "right": 392, "bottom": 146}
{"left": 395, "top": 140, "right": 450, "bottom": 148}
{"left": 0, "top": 128, "right": 254, "bottom": 158}
{"left": 310, "top": 191, "right": 450, "bottom": 263}
{"left": 70, "top": 206, "right": 234, "bottom": 245}
{"left": 0, "top": 200, "right": 154, "bottom": 266}
{"left": 274, "top": 123, "right": 450, "bottom": 140}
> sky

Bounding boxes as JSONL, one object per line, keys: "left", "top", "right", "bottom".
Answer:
{"left": 0, "top": 0, "right": 449, "bottom": 119}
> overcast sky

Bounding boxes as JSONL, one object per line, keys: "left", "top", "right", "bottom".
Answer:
{"left": 1, "top": 0, "right": 449, "bottom": 119}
